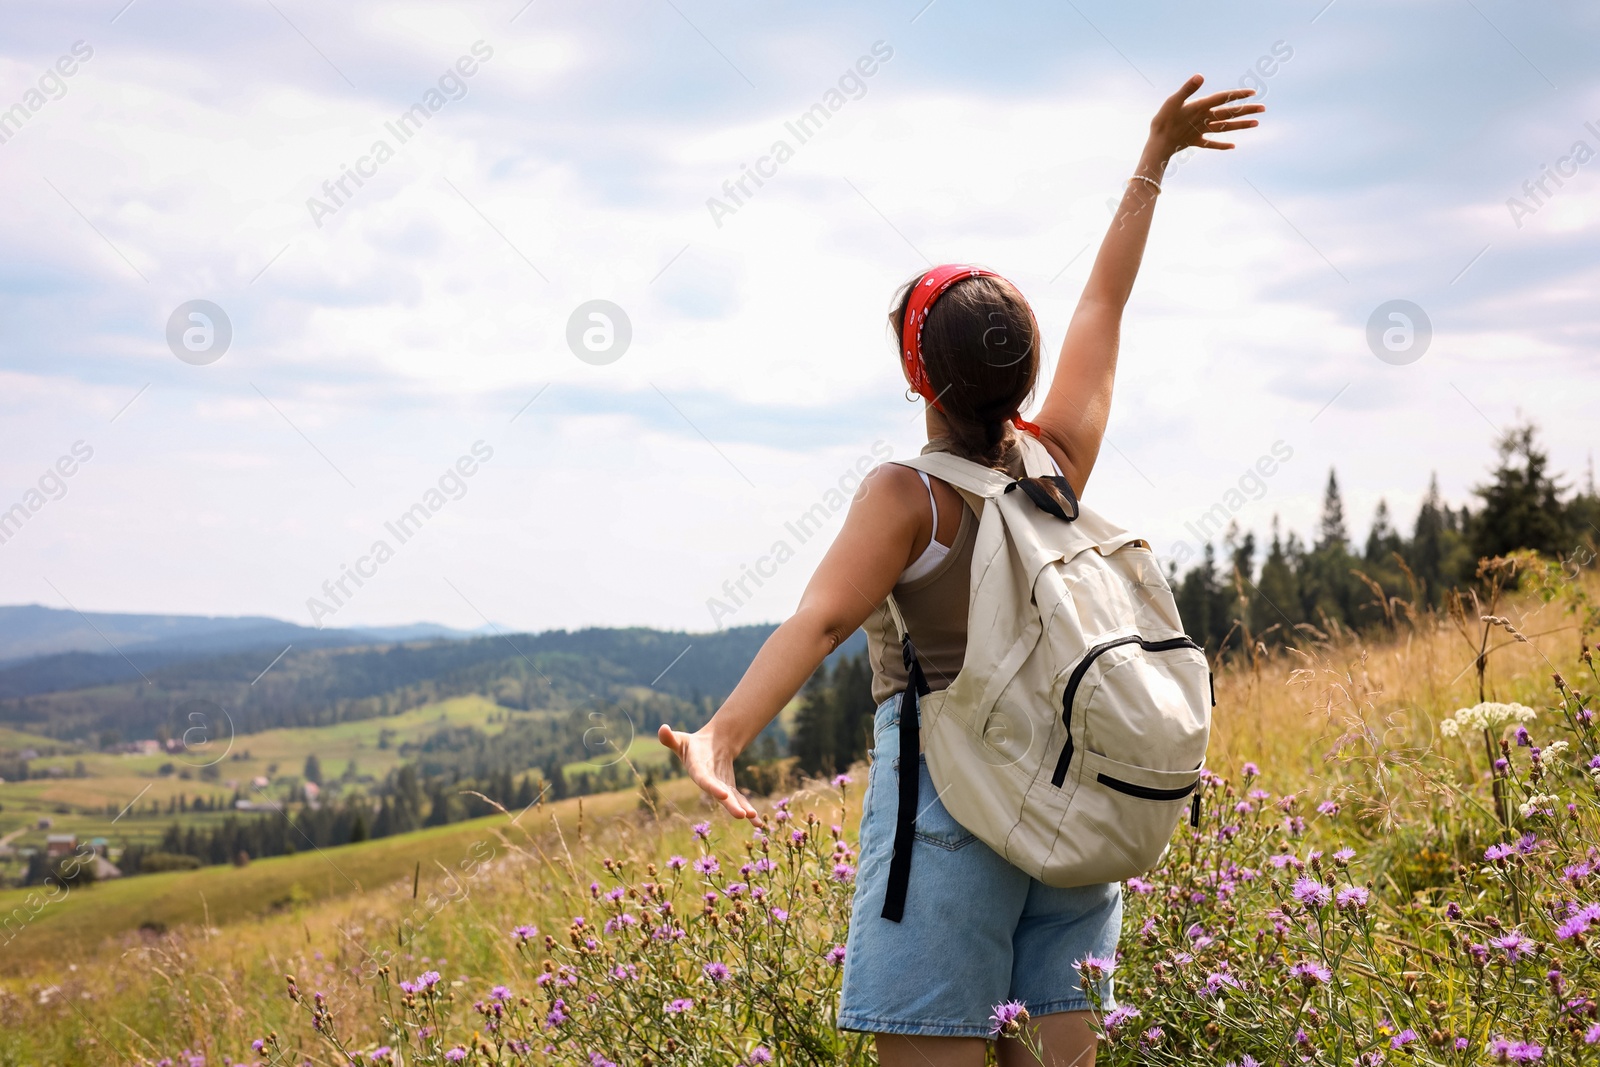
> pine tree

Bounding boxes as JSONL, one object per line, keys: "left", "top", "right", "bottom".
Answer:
{"left": 303, "top": 753, "right": 322, "bottom": 786}
{"left": 1364, "top": 499, "right": 1402, "bottom": 564}
{"left": 1317, "top": 470, "right": 1348, "bottom": 552}
{"left": 1471, "top": 422, "right": 1569, "bottom": 559}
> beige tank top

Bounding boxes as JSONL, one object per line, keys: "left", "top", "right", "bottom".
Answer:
{"left": 864, "top": 437, "right": 1036, "bottom": 704}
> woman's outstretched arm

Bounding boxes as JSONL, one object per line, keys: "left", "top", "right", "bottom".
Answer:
{"left": 1035, "top": 74, "right": 1263, "bottom": 496}
{"left": 658, "top": 464, "right": 928, "bottom": 818}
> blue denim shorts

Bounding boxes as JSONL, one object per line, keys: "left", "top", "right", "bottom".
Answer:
{"left": 838, "top": 693, "right": 1121, "bottom": 1037}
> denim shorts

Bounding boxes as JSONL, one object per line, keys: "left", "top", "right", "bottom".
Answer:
{"left": 838, "top": 693, "right": 1121, "bottom": 1037}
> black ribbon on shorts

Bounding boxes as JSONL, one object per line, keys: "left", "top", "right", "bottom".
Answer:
{"left": 880, "top": 631, "right": 931, "bottom": 923}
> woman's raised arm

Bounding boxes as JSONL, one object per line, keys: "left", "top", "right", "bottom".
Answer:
{"left": 1034, "top": 74, "right": 1263, "bottom": 496}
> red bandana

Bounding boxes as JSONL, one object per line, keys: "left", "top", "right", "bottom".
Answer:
{"left": 900, "top": 264, "right": 1040, "bottom": 437}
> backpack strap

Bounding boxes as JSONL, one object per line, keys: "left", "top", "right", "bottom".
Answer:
{"left": 879, "top": 592, "right": 929, "bottom": 924}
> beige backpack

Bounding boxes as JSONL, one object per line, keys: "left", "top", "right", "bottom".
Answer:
{"left": 879, "top": 434, "right": 1213, "bottom": 921}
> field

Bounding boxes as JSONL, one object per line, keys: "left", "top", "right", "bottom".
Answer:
{"left": 0, "top": 695, "right": 520, "bottom": 869}
{"left": 0, "top": 566, "right": 1595, "bottom": 1065}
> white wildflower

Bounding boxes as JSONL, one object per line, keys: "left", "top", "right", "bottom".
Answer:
{"left": 1518, "top": 793, "right": 1559, "bottom": 818}
{"left": 1540, "top": 740, "right": 1568, "bottom": 759}
{"left": 1441, "top": 702, "right": 1538, "bottom": 736}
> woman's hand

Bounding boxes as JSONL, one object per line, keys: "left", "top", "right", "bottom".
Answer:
{"left": 657, "top": 723, "right": 758, "bottom": 819}
{"left": 1148, "top": 74, "right": 1263, "bottom": 158}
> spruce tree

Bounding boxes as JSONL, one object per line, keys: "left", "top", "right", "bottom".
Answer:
{"left": 1471, "top": 422, "right": 1569, "bottom": 559}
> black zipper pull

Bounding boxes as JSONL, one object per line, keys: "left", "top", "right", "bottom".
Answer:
{"left": 1208, "top": 671, "right": 1216, "bottom": 708}
{"left": 1190, "top": 793, "right": 1201, "bottom": 828}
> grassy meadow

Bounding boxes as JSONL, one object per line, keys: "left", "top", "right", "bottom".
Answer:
{"left": 0, "top": 564, "right": 1595, "bottom": 1065}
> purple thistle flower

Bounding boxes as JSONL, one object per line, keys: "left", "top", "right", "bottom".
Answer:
{"left": 832, "top": 773, "right": 853, "bottom": 787}
{"left": 1514, "top": 725, "right": 1531, "bottom": 746}
{"left": 833, "top": 862, "right": 856, "bottom": 882}
{"left": 666, "top": 998, "right": 694, "bottom": 1015}
{"left": 666, "top": 855, "right": 687, "bottom": 870}
{"left": 1391, "top": 1029, "right": 1418, "bottom": 1049}
{"left": 1140, "top": 1027, "right": 1164, "bottom": 1046}
{"left": 1204, "top": 970, "right": 1240, "bottom": 995}
{"left": 1076, "top": 954, "right": 1115, "bottom": 982}
{"left": 703, "top": 961, "right": 731, "bottom": 982}
{"left": 692, "top": 821, "right": 711, "bottom": 838}
{"left": 1585, "top": 1023, "right": 1600, "bottom": 1045}
{"left": 1102, "top": 1005, "right": 1140, "bottom": 1034}
{"left": 1485, "top": 842, "right": 1516, "bottom": 862}
{"left": 511, "top": 924, "right": 538, "bottom": 944}
{"left": 490, "top": 985, "right": 511, "bottom": 1001}
{"left": 444, "top": 1049, "right": 467, "bottom": 1063}
{"left": 826, "top": 945, "right": 847, "bottom": 966}
{"left": 1241, "top": 762, "right": 1260, "bottom": 777}
{"left": 693, "top": 855, "right": 720, "bottom": 875}
{"left": 1493, "top": 931, "right": 1534, "bottom": 962}
{"left": 1292, "top": 877, "right": 1332, "bottom": 907}
{"left": 589, "top": 1055, "right": 618, "bottom": 1067}
{"left": 988, "top": 1000, "right": 1029, "bottom": 1037}
{"left": 770, "top": 907, "right": 790, "bottom": 922}
{"left": 1289, "top": 960, "right": 1332, "bottom": 985}
{"left": 1332, "top": 847, "right": 1355, "bottom": 865}
{"left": 1336, "top": 885, "right": 1370, "bottom": 911}
{"left": 1317, "top": 800, "right": 1339, "bottom": 815}
{"left": 747, "top": 1047, "right": 773, "bottom": 1065}
{"left": 545, "top": 999, "right": 569, "bottom": 1028}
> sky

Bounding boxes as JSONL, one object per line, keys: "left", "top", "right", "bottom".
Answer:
{"left": 0, "top": 0, "right": 1596, "bottom": 635}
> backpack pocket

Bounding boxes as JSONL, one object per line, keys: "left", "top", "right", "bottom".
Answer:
{"left": 1049, "top": 634, "right": 1210, "bottom": 788}
{"left": 1063, "top": 750, "right": 1202, "bottom": 881}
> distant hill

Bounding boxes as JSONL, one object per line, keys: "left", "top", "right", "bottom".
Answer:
{"left": 0, "top": 608, "right": 865, "bottom": 745}
{"left": 0, "top": 604, "right": 491, "bottom": 696}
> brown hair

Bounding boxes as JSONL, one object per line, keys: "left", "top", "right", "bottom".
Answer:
{"left": 890, "top": 271, "right": 1041, "bottom": 468}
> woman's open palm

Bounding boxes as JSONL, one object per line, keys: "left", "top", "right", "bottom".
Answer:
{"left": 657, "top": 724, "right": 758, "bottom": 819}
{"left": 1150, "top": 74, "right": 1264, "bottom": 155}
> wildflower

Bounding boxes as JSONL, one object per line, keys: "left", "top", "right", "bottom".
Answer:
{"left": 1493, "top": 931, "right": 1535, "bottom": 962}
{"left": 666, "top": 855, "right": 687, "bottom": 870}
{"left": 545, "top": 999, "right": 569, "bottom": 1028}
{"left": 1391, "top": 1029, "right": 1418, "bottom": 1049}
{"left": 251, "top": 1039, "right": 265, "bottom": 1052}
{"left": 1227, "top": 1059, "right": 1262, "bottom": 1067}
{"left": 1542, "top": 740, "right": 1569, "bottom": 758}
{"left": 1126, "top": 877, "right": 1154, "bottom": 895}
{"left": 770, "top": 907, "right": 790, "bottom": 923}
{"left": 1075, "top": 955, "right": 1115, "bottom": 983}
{"left": 693, "top": 856, "right": 721, "bottom": 875}
{"left": 1284, "top": 815, "right": 1306, "bottom": 835}
{"left": 1204, "top": 970, "right": 1240, "bottom": 995}
{"left": 1586, "top": 1024, "right": 1600, "bottom": 1044}
{"left": 1101, "top": 1005, "right": 1140, "bottom": 1034}
{"left": 1485, "top": 842, "right": 1516, "bottom": 862}
{"left": 826, "top": 945, "right": 847, "bottom": 966}
{"left": 666, "top": 998, "right": 694, "bottom": 1015}
{"left": 1487, "top": 1037, "right": 1544, "bottom": 1062}
{"left": 589, "top": 1055, "right": 618, "bottom": 1067}
{"left": 1317, "top": 800, "right": 1339, "bottom": 816}
{"left": 511, "top": 924, "right": 538, "bottom": 944}
{"left": 1555, "top": 902, "right": 1600, "bottom": 940}
{"left": 490, "top": 985, "right": 511, "bottom": 1001}
{"left": 704, "top": 962, "right": 731, "bottom": 983}
{"left": 833, "top": 863, "right": 857, "bottom": 882}
{"left": 611, "top": 964, "right": 637, "bottom": 981}
{"left": 1494, "top": 758, "right": 1509, "bottom": 772}
{"left": 1140, "top": 1027, "right": 1164, "bottom": 1046}
{"left": 746, "top": 1047, "right": 773, "bottom": 1065}
{"left": 988, "top": 1000, "right": 1030, "bottom": 1038}
{"left": 371, "top": 1049, "right": 394, "bottom": 1063}
{"left": 1289, "top": 960, "right": 1332, "bottom": 986}
{"left": 445, "top": 1049, "right": 467, "bottom": 1063}
{"left": 1519, "top": 794, "right": 1559, "bottom": 818}
{"left": 1336, "top": 885, "right": 1370, "bottom": 911}
{"left": 1439, "top": 702, "right": 1537, "bottom": 736}
{"left": 1241, "top": 762, "right": 1260, "bottom": 777}
{"left": 692, "top": 821, "right": 711, "bottom": 839}
{"left": 1514, "top": 725, "right": 1531, "bottom": 746}
{"left": 833, "top": 773, "right": 853, "bottom": 787}
{"left": 1292, "top": 877, "right": 1332, "bottom": 908}
{"left": 1332, "top": 847, "right": 1355, "bottom": 866}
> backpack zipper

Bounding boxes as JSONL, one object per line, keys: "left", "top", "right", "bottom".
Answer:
{"left": 1094, "top": 773, "right": 1198, "bottom": 801}
{"left": 1050, "top": 634, "right": 1203, "bottom": 788}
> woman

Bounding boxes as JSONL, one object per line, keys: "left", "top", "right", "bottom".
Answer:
{"left": 659, "top": 74, "right": 1262, "bottom": 1066}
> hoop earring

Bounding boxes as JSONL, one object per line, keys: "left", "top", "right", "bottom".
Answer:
{"left": 905, "top": 387, "right": 921, "bottom": 403}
